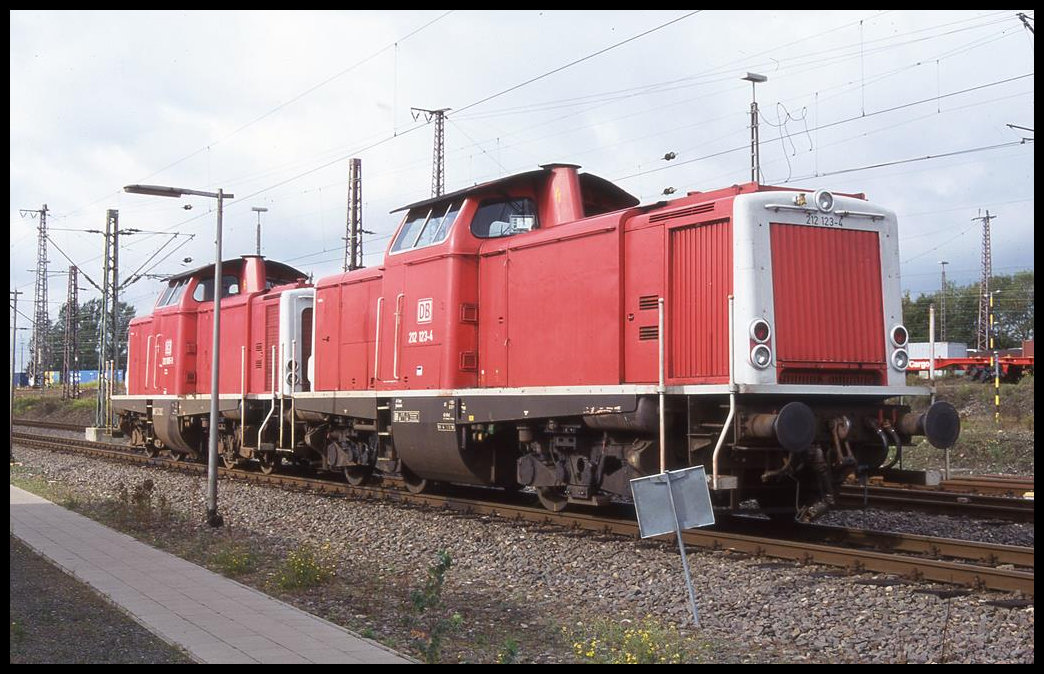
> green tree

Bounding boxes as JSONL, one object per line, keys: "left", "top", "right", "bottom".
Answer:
{"left": 48, "top": 298, "right": 136, "bottom": 371}
{"left": 904, "top": 271, "right": 1034, "bottom": 349}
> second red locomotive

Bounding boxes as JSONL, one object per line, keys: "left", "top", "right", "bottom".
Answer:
{"left": 114, "top": 163, "right": 959, "bottom": 520}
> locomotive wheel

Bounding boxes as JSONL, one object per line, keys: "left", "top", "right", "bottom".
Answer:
{"left": 402, "top": 466, "right": 428, "bottom": 494}
{"left": 222, "top": 453, "right": 239, "bottom": 470}
{"left": 344, "top": 466, "right": 372, "bottom": 486}
{"left": 537, "top": 487, "right": 568, "bottom": 512}
{"left": 258, "top": 454, "right": 279, "bottom": 475}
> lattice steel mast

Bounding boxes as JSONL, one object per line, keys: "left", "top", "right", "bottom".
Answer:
{"left": 973, "top": 210, "right": 995, "bottom": 352}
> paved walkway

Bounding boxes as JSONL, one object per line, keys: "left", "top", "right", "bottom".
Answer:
{"left": 10, "top": 485, "right": 414, "bottom": 664}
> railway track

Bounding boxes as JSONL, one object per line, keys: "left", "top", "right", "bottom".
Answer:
{"left": 837, "top": 483, "right": 1034, "bottom": 522}
{"left": 13, "top": 418, "right": 1033, "bottom": 522}
{"left": 12, "top": 419, "right": 91, "bottom": 432}
{"left": 12, "top": 429, "right": 1033, "bottom": 597}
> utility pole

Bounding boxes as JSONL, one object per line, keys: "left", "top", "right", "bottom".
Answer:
{"left": 20, "top": 204, "right": 49, "bottom": 387}
{"left": 344, "top": 158, "right": 363, "bottom": 271}
{"left": 96, "top": 209, "right": 119, "bottom": 429}
{"left": 1017, "top": 12, "right": 1033, "bottom": 34}
{"left": 938, "top": 260, "right": 948, "bottom": 341}
{"left": 10, "top": 290, "right": 24, "bottom": 458}
{"left": 62, "top": 266, "right": 80, "bottom": 400}
{"left": 741, "top": 73, "right": 767, "bottom": 183}
{"left": 973, "top": 210, "right": 995, "bottom": 352}
{"left": 251, "top": 206, "right": 268, "bottom": 256}
{"left": 411, "top": 107, "right": 450, "bottom": 197}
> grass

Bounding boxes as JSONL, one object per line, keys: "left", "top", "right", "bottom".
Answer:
{"left": 273, "top": 543, "right": 335, "bottom": 591}
{"left": 9, "top": 463, "right": 80, "bottom": 508}
{"left": 564, "top": 616, "right": 714, "bottom": 664}
{"left": 900, "top": 374, "right": 1035, "bottom": 474}
{"left": 210, "top": 541, "right": 259, "bottom": 577}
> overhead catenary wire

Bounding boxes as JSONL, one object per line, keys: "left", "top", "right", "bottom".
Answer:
{"left": 14, "top": 11, "right": 1031, "bottom": 311}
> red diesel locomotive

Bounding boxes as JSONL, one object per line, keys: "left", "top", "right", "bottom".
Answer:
{"left": 113, "top": 163, "right": 959, "bottom": 520}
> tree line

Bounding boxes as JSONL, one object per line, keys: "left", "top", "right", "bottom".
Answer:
{"left": 902, "top": 270, "right": 1034, "bottom": 350}
{"left": 29, "top": 298, "right": 136, "bottom": 372}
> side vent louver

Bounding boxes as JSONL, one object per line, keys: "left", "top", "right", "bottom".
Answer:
{"left": 638, "top": 295, "right": 659, "bottom": 310}
{"left": 459, "top": 351, "right": 478, "bottom": 371}
{"left": 460, "top": 303, "right": 478, "bottom": 323}
{"left": 639, "top": 326, "right": 659, "bottom": 341}
{"left": 649, "top": 202, "right": 715, "bottom": 223}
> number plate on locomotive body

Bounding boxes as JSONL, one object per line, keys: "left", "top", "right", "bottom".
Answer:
{"left": 805, "top": 213, "right": 844, "bottom": 227}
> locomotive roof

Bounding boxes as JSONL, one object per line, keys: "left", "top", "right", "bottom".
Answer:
{"left": 165, "top": 257, "right": 308, "bottom": 283}
{"left": 391, "top": 164, "right": 640, "bottom": 214}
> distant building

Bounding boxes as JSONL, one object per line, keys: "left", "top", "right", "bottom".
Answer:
{"left": 13, "top": 370, "right": 124, "bottom": 388}
{"left": 908, "top": 342, "right": 968, "bottom": 360}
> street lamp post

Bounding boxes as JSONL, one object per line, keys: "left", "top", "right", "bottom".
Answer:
{"left": 741, "top": 72, "right": 768, "bottom": 183}
{"left": 251, "top": 206, "right": 268, "bottom": 256}
{"left": 124, "top": 184, "right": 233, "bottom": 527}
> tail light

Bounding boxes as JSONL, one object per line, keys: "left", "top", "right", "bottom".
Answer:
{"left": 749, "top": 318, "right": 773, "bottom": 369}
{"left": 889, "top": 324, "right": 909, "bottom": 371}
{"left": 750, "top": 319, "right": 771, "bottom": 343}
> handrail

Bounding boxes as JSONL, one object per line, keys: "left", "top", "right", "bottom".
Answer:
{"left": 373, "top": 297, "right": 384, "bottom": 381}
{"left": 393, "top": 293, "right": 404, "bottom": 380}
{"left": 240, "top": 346, "right": 246, "bottom": 450}
{"left": 258, "top": 346, "right": 277, "bottom": 449}
{"left": 145, "top": 335, "right": 153, "bottom": 390}
{"left": 712, "top": 295, "right": 737, "bottom": 490}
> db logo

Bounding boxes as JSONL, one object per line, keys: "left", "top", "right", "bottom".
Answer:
{"left": 417, "top": 298, "right": 433, "bottom": 324}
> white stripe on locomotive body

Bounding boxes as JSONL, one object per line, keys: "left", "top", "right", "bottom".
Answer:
{"left": 730, "top": 190, "right": 904, "bottom": 388}
{"left": 290, "top": 382, "right": 929, "bottom": 399}
{"left": 114, "top": 379, "right": 930, "bottom": 407}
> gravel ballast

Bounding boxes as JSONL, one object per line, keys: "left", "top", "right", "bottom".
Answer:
{"left": 9, "top": 444, "right": 1034, "bottom": 664}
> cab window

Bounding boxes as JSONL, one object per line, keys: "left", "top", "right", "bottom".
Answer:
{"left": 192, "top": 274, "right": 241, "bottom": 302}
{"left": 156, "top": 278, "right": 189, "bottom": 307}
{"left": 471, "top": 198, "right": 538, "bottom": 238}
{"left": 390, "top": 200, "right": 461, "bottom": 252}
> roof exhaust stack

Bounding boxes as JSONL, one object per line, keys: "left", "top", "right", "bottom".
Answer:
{"left": 539, "top": 163, "right": 584, "bottom": 228}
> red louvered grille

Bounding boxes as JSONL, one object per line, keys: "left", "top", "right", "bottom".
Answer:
{"left": 668, "top": 219, "right": 732, "bottom": 380}
{"left": 770, "top": 224, "right": 886, "bottom": 379}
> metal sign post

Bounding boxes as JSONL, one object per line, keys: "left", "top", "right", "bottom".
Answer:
{"left": 631, "top": 465, "right": 716, "bottom": 626}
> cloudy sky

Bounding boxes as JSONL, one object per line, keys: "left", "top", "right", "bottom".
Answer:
{"left": 9, "top": 10, "right": 1034, "bottom": 361}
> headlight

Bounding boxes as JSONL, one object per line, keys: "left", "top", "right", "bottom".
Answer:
{"left": 891, "top": 349, "right": 910, "bottom": 371}
{"left": 751, "top": 344, "right": 772, "bottom": 369}
{"left": 813, "top": 189, "right": 834, "bottom": 212}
